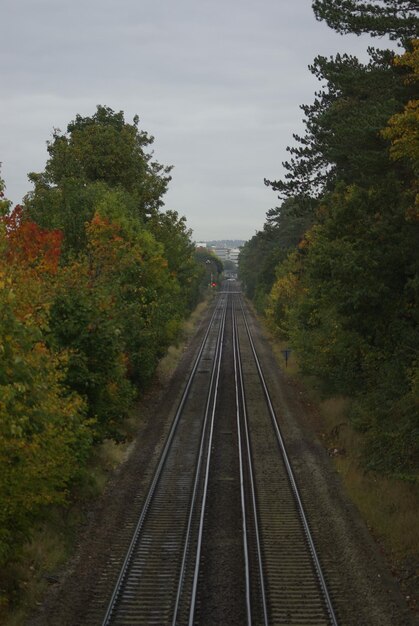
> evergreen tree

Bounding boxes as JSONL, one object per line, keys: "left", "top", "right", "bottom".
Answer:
{"left": 312, "top": 0, "right": 419, "bottom": 43}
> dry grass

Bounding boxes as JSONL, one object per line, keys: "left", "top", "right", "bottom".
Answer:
{"left": 85, "top": 438, "right": 136, "bottom": 496}
{"left": 318, "top": 397, "right": 419, "bottom": 559}
{"left": 336, "top": 457, "right": 419, "bottom": 557}
{"left": 1, "top": 511, "right": 72, "bottom": 625}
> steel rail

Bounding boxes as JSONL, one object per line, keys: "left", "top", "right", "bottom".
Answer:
{"left": 232, "top": 296, "right": 269, "bottom": 626}
{"left": 187, "top": 293, "right": 228, "bottom": 626}
{"left": 232, "top": 296, "right": 252, "bottom": 624}
{"left": 238, "top": 296, "right": 339, "bottom": 626}
{"left": 101, "top": 294, "right": 227, "bottom": 626}
{"left": 171, "top": 291, "right": 229, "bottom": 624}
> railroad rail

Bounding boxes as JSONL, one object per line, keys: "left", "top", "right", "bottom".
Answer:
{"left": 232, "top": 294, "right": 338, "bottom": 625}
{"left": 99, "top": 283, "right": 338, "bottom": 625}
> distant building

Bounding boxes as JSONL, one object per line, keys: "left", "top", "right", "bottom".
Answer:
{"left": 211, "top": 247, "right": 229, "bottom": 261}
{"left": 195, "top": 241, "right": 243, "bottom": 266}
{"left": 209, "top": 246, "right": 242, "bottom": 266}
{"left": 229, "top": 248, "right": 240, "bottom": 264}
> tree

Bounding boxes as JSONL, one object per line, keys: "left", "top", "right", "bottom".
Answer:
{"left": 239, "top": 198, "right": 312, "bottom": 309}
{"left": 48, "top": 257, "right": 134, "bottom": 438}
{"left": 148, "top": 210, "right": 202, "bottom": 311}
{"left": 259, "top": 7, "right": 419, "bottom": 479}
{"left": 0, "top": 110, "right": 204, "bottom": 606}
{"left": 265, "top": 48, "right": 404, "bottom": 200}
{"left": 25, "top": 106, "right": 172, "bottom": 253}
{"left": 223, "top": 259, "right": 237, "bottom": 271}
{"left": 0, "top": 172, "right": 11, "bottom": 217}
{"left": 84, "top": 212, "right": 186, "bottom": 387}
{"left": 194, "top": 248, "right": 223, "bottom": 289}
{"left": 381, "top": 39, "right": 419, "bottom": 219}
{"left": 45, "top": 106, "right": 172, "bottom": 203}
{"left": 312, "top": 0, "right": 419, "bottom": 43}
{"left": 3, "top": 205, "right": 63, "bottom": 273}
{"left": 281, "top": 183, "right": 419, "bottom": 476}
{"left": 0, "top": 214, "right": 90, "bottom": 569}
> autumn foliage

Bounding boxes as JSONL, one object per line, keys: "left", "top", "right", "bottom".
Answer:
{"left": 0, "top": 213, "right": 89, "bottom": 571}
{"left": 3, "top": 205, "right": 63, "bottom": 273}
{"left": 0, "top": 108, "right": 204, "bottom": 604}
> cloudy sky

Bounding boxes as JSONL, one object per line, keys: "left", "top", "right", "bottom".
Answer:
{"left": 1, "top": 0, "right": 387, "bottom": 242}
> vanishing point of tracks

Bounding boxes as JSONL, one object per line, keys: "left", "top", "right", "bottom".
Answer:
{"left": 99, "top": 282, "right": 339, "bottom": 625}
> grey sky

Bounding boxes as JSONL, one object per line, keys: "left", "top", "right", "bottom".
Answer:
{"left": 1, "top": 0, "right": 390, "bottom": 241}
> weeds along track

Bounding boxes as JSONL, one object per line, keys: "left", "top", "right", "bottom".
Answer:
{"left": 96, "top": 283, "right": 338, "bottom": 625}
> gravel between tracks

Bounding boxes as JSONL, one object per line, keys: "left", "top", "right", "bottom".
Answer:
{"left": 26, "top": 298, "right": 417, "bottom": 626}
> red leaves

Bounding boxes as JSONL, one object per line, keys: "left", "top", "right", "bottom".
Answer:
{"left": 2, "top": 205, "right": 63, "bottom": 273}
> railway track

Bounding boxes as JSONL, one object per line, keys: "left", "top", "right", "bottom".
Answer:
{"left": 99, "top": 283, "right": 339, "bottom": 625}
{"left": 232, "top": 295, "right": 337, "bottom": 625}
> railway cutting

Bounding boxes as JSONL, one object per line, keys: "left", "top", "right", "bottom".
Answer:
{"left": 96, "top": 281, "right": 338, "bottom": 625}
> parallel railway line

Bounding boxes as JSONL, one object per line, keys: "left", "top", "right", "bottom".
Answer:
{"left": 99, "top": 283, "right": 338, "bottom": 625}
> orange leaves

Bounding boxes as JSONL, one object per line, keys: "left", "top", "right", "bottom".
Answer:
{"left": 86, "top": 212, "right": 132, "bottom": 280}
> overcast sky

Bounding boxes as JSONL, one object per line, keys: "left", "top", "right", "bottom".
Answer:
{"left": 1, "top": 0, "right": 390, "bottom": 242}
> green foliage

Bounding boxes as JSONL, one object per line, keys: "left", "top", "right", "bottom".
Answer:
{"left": 25, "top": 105, "right": 173, "bottom": 254}
{"left": 148, "top": 210, "right": 203, "bottom": 311}
{"left": 239, "top": 198, "right": 312, "bottom": 311}
{"left": 312, "top": 0, "right": 419, "bottom": 43}
{"left": 223, "top": 259, "right": 236, "bottom": 271}
{"left": 23, "top": 179, "right": 102, "bottom": 254}
{"left": 0, "top": 254, "right": 90, "bottom": 568}
{"left": 88, "top": 214, "right": 185, "bottom": 386}
{"left": 266, "top": 182, "right": 419, "bottom": 478}
{"left": 289, "top": 183, "right": 416, "bottom": 371}
{"left": 265, "top": 48, "right": 404, "bottom": 199}
{"left": 0, "top": 173, "right": 12, "bottom": 217}
{"left": 263, "top": 198, "right": 419, "bottom": 479}
{"left": 0, "top": 105, "right": 203, "bottom": 600}
{"left": 45, "top": 105, "right": 172, "bottom": 206}
{"left": 266, "top": 251, "right": 302, "bottom": 338}
{"left": 257, "top": 12, "right": 419, "bottom": 479}
{"left": 24, "top": 103, "right": 203, "bottom": 392}
{"left": 49, "top": 265, "right": 134, "bottom": 439}
{"left": 381, "top": 40, "right": 419, "bottom": 220}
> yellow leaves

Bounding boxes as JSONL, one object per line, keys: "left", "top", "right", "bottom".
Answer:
{"left": 382, "top": 41, "right": 419, "bottom": 168}
{"left": 380, "top": 41, "right": 419, "bottom": 218}
{"left": 265, "top": 251, "right": 303, "bottom": 339}
{"left": 392, "top": 39, "right": 419, "bottom": 82}
{"left": 0, "top": 249, "right": 88, "bottom": 539}
{"left": 382, "top": 99, "right": 419, "bottom": 166}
